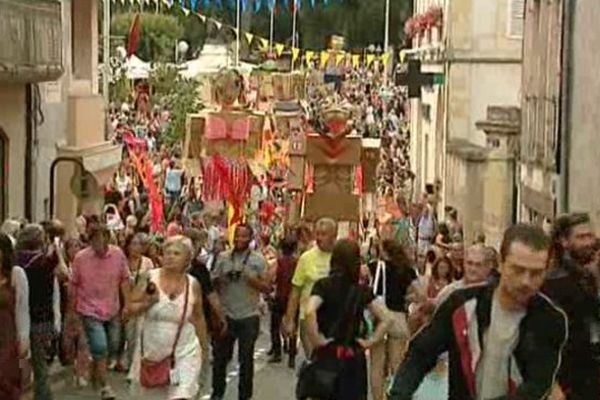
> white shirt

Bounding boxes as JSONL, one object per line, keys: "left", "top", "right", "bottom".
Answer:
{"left": 476, "top": 295, "right": 525, "bottom": 400}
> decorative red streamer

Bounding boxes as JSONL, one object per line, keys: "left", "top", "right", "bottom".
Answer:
{"left": 202, "top": 155, "right": 252, "bottom": 225}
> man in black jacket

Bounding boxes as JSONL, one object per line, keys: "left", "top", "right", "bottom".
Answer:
{"left": 543, "top": 213, "right": 599, "bottom": 400}
{"left": 389, "top": 224, "right": 568, "bottom": 400}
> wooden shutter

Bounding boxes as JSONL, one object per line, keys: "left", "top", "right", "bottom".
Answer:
{"left": 508, "top": 0, "right": 526, "bottom": 38}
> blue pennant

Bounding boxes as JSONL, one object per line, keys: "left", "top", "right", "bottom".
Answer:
{"left": 190, "top": 0, "right": 198, "bottom": 10}
{"left": 254, "top": 0, "right": 261, "bottom": 12}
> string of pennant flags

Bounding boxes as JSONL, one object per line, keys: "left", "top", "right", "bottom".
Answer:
{"left": 112, "top": 0, "right": 401, "bottom": 68}
{"left": 112, "top": 0, "right": 342, "bottom": 13}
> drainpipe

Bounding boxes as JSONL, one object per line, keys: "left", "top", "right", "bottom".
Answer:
{"left": 25, "top": 84, "right": 33, "bottom": 221}
{"left": 558, "top": 0, "right": 575, "bottom": 214}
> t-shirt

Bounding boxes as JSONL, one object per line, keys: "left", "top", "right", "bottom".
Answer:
{"left": 476, "top": 295, "right": 525, "bottom": 400}
{"left": 165, "top": 168, "right": 184, "bottom": 192}
{"left": 311, "top": 275, "right": 374, "bottom": 343}
{"left": 368, "top": 260, "right": 417, "bottom": 312}
{"left": 71, "top": 246, "right": 129, "bottom": 321}
{"left": 212, "top": 250, "right": 266, "bottom": 320}
{"left": 291, "top": 246, "right": 332, "bottom": 319}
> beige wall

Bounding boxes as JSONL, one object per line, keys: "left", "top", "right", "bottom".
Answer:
{"left": 568, "top": 0, "right": 600, "bottom": 225}
{"left": 0, "top": 84, "right": 27, "bottom": 219}
{"left": 447, "top": 62, "right": 521, "bottom": 145}
{"left": 445, "top": 147, "right": 486, "bottom": 243}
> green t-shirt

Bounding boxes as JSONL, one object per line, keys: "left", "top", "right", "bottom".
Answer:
{"left": 291, "top": 246, "right": 332, "bottom": 320}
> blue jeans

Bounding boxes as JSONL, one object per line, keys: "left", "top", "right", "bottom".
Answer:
{"left": 81, "top": 316, "right": 121, "bottom": 361}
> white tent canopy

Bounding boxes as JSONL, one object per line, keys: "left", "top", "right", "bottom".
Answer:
{"left": 179, "top": 44, "right": 255, "bottom": 78}
{"left": 125, "top": 54, "right": 151, "bottom": 79}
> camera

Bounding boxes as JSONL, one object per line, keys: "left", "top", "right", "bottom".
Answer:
{"left": 227, "top": 269, "right": 243, "bottom": 281}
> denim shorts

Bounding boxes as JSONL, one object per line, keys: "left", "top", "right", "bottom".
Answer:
{"left": 81, "top": 316, "right": 121, "bottom": 361}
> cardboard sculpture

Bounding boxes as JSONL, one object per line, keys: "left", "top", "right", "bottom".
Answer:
{"left": 303, "top": 105, "right": 363, "bottom": 222}
{"left": 184, "top": 69, "right": 265, "bottom": 171}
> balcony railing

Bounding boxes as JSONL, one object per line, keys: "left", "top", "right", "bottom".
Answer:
{"left": 0, "top": 0, "right": 63, "bottom": 83}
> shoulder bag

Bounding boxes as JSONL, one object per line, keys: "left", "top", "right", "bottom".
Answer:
{"left": 139, "top": 276, "right": 189, "bottom": 388}
{"left": 295, "top": 284, "right": 361, "bottom": 400}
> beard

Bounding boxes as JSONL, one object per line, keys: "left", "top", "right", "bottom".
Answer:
{"left": 570, "top": 246, "right": 596, "bottom": 265}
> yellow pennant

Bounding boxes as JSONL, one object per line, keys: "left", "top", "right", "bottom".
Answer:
{"left": 181, "top": 7, "right": 190, "bottom": 16}
{"left": 161, "top": 0, "right": 171, "bottom": 7}
{"left": 232, "top": 27, "right": 239, "bottom": 36}
{"left": 305, "top": 50, "right": 315, "bottom": 64}
{"left": 366, "top": 54, "right": 375, "bottom": 67}
{"left": 399, "top": 51, "right": 406, "bottom": 64}
{"left": 196, "top": 13, "right": 207, "bottom": 23}
{"left": 275, "top": 43, "right": 285, "bottom": 57}
{"left": 292, "top": 47, "right": 300, "bottom": 62}
{"left": 320, "top": 51, "right": 330, "bottom": 68}
{"left": 213, "top": 20, "right": 223, "bottom": 30}
{"left": 381, "top": 52, "right": 390, "bottom": 66}
{"left": 335, "top": 52, "right": 345, "bottom": 66}
{"left": 245, "top": 32, "right": 254, "bottom": 45}
{"left": 352, "top": 54, "right": 360, "bottom": 68}
{"left": 259, "top": 38, "right": 269, "bottom": 50}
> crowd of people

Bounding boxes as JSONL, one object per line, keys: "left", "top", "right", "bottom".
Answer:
{"left": 1, "top": 69, "right": 600, "bottom": 400}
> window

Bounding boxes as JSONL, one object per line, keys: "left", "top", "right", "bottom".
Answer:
{"left": 507, "top": 0, "right": 526, "bottom": 38}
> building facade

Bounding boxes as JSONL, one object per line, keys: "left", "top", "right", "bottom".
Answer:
{"left": 0, "top": 0, "right": 121, "bottom": 227}
{"left": 407, "top": 0, "right": 524, "bottom": 243}
{"left": 520, "top": 0, "right": 600, "bottom": 228}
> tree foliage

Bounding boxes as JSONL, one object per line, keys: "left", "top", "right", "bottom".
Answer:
{"left": 110, "top": 0, "right": 412, "bottom": 61}
{"left": 149, "top": 64, "right": 204, "bottom": 146}
{"left": 111, "top": 13, "right": 185, "bottom": 62}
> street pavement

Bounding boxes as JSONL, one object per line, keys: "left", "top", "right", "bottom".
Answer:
{"left": 53, "top": 321, "right": 298, "bottom": 400}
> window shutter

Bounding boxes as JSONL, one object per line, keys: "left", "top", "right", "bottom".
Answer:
{"left": 508, "top": 0, "right": 526, "bottom": 38}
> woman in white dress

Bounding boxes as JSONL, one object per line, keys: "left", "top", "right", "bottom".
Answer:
{"left": 126, "top": 235, "right": 209, "bottom": 400}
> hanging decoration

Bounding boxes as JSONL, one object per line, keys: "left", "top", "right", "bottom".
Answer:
{"left": 202, "top": 155, "right": 252, "bottom": 225}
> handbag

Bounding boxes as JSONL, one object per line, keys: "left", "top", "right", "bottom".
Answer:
{"left": 296, "top": 285, "right": 361, "bottom": 400}
{"left": 139, "top": 276, "right": 189, "bottom": 388}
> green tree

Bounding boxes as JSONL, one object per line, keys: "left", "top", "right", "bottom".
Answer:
{"left": 112, "top": 13, "right": 185, "bottom": 62}
{"left": 149, "top": 64, "right": 204, "bottom": 146}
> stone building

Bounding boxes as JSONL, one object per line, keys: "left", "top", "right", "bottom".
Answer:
{"left": 520, "top": 0, "right": 600, "bottom": 228}
{"left": 406, "top": 0, "right": 524, "bottom": 244}
{"left": 0, "top": 0, "right": 121, "bottom": 227}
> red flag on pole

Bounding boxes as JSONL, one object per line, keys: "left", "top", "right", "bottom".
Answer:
{"left": 127, "top": 13, "right": 141, "bottom": 58}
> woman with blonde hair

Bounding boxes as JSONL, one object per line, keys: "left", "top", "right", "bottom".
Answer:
{"left": 126, "top": 235, "right": 208, "bottom": 399}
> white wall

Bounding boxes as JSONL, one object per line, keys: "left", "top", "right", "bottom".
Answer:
{"left": 0, "top": 84, "right": 27, "bottom": 219}
{"left": 568, "top": 0, "right": 600, "bottom": 226}
{"left": 34, "top": 0, "right": 72, "bottom": 221}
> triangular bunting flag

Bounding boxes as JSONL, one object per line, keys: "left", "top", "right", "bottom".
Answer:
{"left": 366, "top": 54, "right": 375, "bottom": 67}
{"left": 231, "top": 27, "right": 239, "bottom": 36}
{"left": 181, "top": 7, "right": 191, "bottom": 16}
{"left": 305, "top": 50, "right": 315, "bottom": 65}
{"left": 275, "top": 43, "right": 285, "bottom": 57}
{"left": 352, "top": 54, "right": 360, "bottom": 68}
{"left": 213, "top": 20, "right": 223, "bottom": 30}
{"left": 399, "top": 51, "right": 406, "bottom": 64}
{"left": 335, "top": 52, "right": 345, "bottom": 66}
{"left": 259, "top": 38, "right": 269, "bottom": 49}
{"left": 381, "top": 52, "right": 390, "bottom": 66}
{"left": 196, "top": 13, "right": 207, "bottom": 22}
{"left": 245, "top": 32, "right": 254, "bottom": 45}
{"left": 320, "top": 51, "right": 330, "bottom": 68}
{"left": 292, "top": 47, "right": 300, "bottom": 62}
{"left": 162, "top": 0, "right": 172, "bottom": 7}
